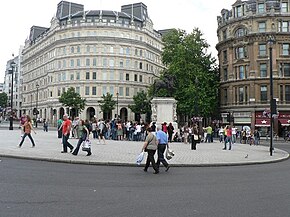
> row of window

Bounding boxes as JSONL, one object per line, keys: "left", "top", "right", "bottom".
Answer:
{"left": 223, "top": 43, "right": 290, "bottom": 63}
{"left": 56, "top": 86, "right": 140, "bottom": 97}
{"left": 24, "top": 85, "right": 143, "bottom": 103}
{"left": 56, "top": 71, "right": 153, "bottom": 83}
{"left": 222, "top": 62, "right": 290, "bottom": 81}
{"left": 57, "top": 58, "right": 152, "bottom": 70}
{"left": 221, "top": 20, "right": 290, "bottom": 41}
{"left": 222, "top": 85, "right": 290, "bottom": 105}
{"left": 225, "top": 2, "right": 289, "bottom": 20}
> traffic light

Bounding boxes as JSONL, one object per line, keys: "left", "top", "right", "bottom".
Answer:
{"left": 271, "top": 99, "right": 277, "bottom": 115}
{"left": 33, "top": 108, "right": 39, "bottom": 115}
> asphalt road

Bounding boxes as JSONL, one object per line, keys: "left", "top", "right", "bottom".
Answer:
{"left": 0, "top": 142, "right": 290, "bottom": 217}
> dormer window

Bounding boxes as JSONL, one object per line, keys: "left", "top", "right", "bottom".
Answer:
{"left": 235, "top": 5, "right": 244, "bottom": 17}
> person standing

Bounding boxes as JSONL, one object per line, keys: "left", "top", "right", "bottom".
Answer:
{"left": 223, "top": 125, "right": 232, "bottom": 150}
{"left": 18, "top": 115, "right": 36, "bottom": 148}
{"left": 60, "top": 114, "right": 74, "bottom": 153}
{"left": 116, "top": 120, "right": 123, "bottom": 140}
{"left": 72, "top": 119, "right": 92, "bottom": 156}
{"left": 232, "top": 126, "right": 237, "bottom": 144}
{"left": 142, "top": 127, "right": 159, "bottom": 174}
{"left": 43, "top": 119, "right": 48, "bottom": 132}
{"left": 57, "top": 118, "right": 63, "bottom": 138}
{"left": 204, "top": 125, "right": 213, "bottom": 143}
{"left": 98, "top": 119, "right": 106, "bottom": 144}
{"left": 156, "top": 126, "right": 170, "bottom": 171}
{"left": 191, "top": 125, "right": 200, "bottom": 150}
{"left": 167, "top": 123, "right": 174, "bottom": 143}
{"left": 219, "top": 127, "right": 225, "bottom": 143}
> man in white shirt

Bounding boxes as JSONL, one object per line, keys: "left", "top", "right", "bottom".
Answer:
{"left": 232, "top": 126, "right": 237, "bottom": 144}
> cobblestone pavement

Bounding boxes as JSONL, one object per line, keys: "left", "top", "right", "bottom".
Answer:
{"left": 0, "top": 127, "right": 288, "bottom": 166}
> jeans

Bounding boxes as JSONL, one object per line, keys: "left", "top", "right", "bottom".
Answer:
{"left": 206, "top": 134, "right": 212, "bottom": 143}
{"left": 219, "top": 135, "right": 224, "bottom": 142}
{"left": 72, "top": 134, "right": 91, "bottom": 155}
{"left": 62, "top": 134, "right": 74, "bottom": 152}
{"left": 19, "top": 133, "right": 35, "bottom": 147}
{"left": 157, "top": 145, "right": 169, "bottom": 168}
{"left": 92, "top": 130, "right": 98, "bottom": 139}
{"left": 144, "top": 150, "right": 159, "bottom": 172}
{"left": 232, "top": 134, "right": 237, "bottom": 144}
{"left": 224, "top": 136, "right": 232, "bottom": 150}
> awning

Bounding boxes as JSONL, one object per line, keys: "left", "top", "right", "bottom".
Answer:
{"left": 278, "top": 119, "right": 290, "bottom": 126}
{"left": 255, "top": 119, "right": 270, "bottom": 127}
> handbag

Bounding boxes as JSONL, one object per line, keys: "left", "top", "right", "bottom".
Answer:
{"left": 165, "top": 148, "right": 175, "bottom": 160}
{"left": 82, "top": 139, "right": 91, "bottom": 151}
{"left": 136, "top": 151, "right": 145, "bottom": 165}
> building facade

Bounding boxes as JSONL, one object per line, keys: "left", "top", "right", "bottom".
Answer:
{"left": 21, "top": 1, "right": 164, "bottom": 124}
{"left": 217, "top": 0, "right": 290, "bottom": 135}
{"left": 3, "top": 51, "right": 23, "bottom": 119}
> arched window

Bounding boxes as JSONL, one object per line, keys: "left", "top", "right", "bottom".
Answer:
{"left": 235, "top": 28, "right": 247, "bottom": 37}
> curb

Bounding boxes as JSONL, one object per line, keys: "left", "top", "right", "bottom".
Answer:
{"left": 1, "top": 152, "right": 289, "bottom": 167}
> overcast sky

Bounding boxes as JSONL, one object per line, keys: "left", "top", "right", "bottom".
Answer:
{"left": 0, "top": 0, "right": 234, "bottom": 83}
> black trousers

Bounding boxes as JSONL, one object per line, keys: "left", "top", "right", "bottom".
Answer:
{"left": 62, "top": 134, "right": 74, "bottom": 152}
{"left": 144, "top": 150, "right": 159, "bottom": 172}
{"left": 191, "top": 135, "right": 197, "bottom": 150}
{"left": 157, "top": 144, "right": 169, "bottom": 168}
{"left": 72, "top": 135, "right": 91, "bottom": 155}
{"left": 19, "top": 133, "right": 35, "bottom": 147}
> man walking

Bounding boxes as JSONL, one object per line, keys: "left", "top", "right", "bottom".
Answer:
{"left": 156, "top": 126, "right": 170, "bottom": 172}
{"left": 60, "top": 114, "right": 74, "bottom": 153}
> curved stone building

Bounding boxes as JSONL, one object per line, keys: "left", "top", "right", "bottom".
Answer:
{"left": 21, "top": 1, "right": 163, "bottom": 124}
{"left": 217, "top": 0, "right": 290, "bottom": 135}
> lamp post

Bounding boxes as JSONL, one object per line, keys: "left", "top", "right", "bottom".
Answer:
{"left": 8, "top": 58, "right": 16, "bottom": 130}
{"left": 194, "top": 77, "right": 198, "bottom": 117}
{"left": 268, "top": 36, "right": 275, "bottom": 156}
{"left": 116, "top": 92, "right": 119, "bottom": 119}
{"left": 35, "top": 84, "right": 39, "bottom": 128}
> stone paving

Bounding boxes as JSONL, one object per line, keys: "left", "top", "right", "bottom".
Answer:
{"left": 0, "top": 126, "right": 289, "bottom": 166}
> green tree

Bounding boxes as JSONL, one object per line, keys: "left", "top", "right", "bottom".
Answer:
{"left": 129, "top": 91, "right": 151, "bottom": 122}
{"left": 59, "top": 87, "right": 86, "bottom": 117}
{"left": 0, "top": 92, "right": 8, "bottom": 108}
{"left": 152, "top": 28, "right": 219, "bottom": 118}
{"left": 98, "top": 93, "right": 116, "bottom": 120}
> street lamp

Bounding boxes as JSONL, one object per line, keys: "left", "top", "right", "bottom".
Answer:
{"left": 116, "top": 92, "right": 119, "bottom": 119}
{"left": 268, "top": 35, "right": 275, "bottom": 156}
{"left": 8, "top": 58, "right": 16, "bottom": 130}
{"left": 35, "top": 84, "right": 39, "bottom": 128}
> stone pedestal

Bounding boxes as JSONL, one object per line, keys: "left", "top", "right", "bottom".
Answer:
{"left": 151, "top": 97, "right": 178, "bottom": 129}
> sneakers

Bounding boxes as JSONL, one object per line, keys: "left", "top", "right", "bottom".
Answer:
{"left": 153, "top": 171, "right": 159, "bottom": 174}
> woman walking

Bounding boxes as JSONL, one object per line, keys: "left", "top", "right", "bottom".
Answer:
{"left": 72, "top": 119, "right": 92, "bottom": 156}
{"left": 18, "top": 115, "right": 36, "bottom": 148}
{"left": 142, "top": 127, "right": 159, "bottom": 174}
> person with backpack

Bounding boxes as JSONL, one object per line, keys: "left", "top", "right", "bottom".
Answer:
{"left": 72, "top": 119, "right": 92, "bottom": 156}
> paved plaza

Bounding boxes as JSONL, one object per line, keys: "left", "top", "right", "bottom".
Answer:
{"left": 0, "top": 125, "right": 289, "bottom": 166}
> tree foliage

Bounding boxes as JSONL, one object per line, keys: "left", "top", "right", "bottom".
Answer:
{"left": 0, "top": 92, "right": 8, "bottom": 108}
{"left": 129, "top": 91, "right": 151, "bottom": 115}
{"left": 151, "top": 28, "right": 219, "bottom": 117}
{"left": 98, "top": 93, "right": 116, "bottom": 116}
{"left": 59, "top": 87, "right": 86, "bottom": 113}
